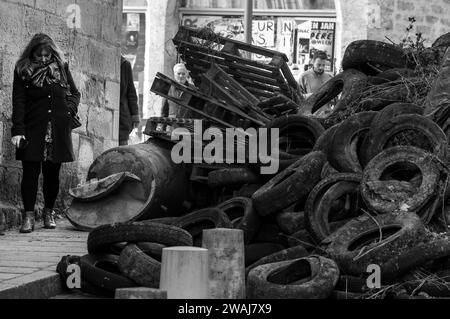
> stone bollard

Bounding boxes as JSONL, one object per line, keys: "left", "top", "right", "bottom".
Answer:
{"left": 202, "top": 229, "right": 246, "bottom": 299}
{"left": 160, "top": 247, "right": 209, "bottom": 299}
{"left": 115, "top": 288, "right": 167, "bottom": 299}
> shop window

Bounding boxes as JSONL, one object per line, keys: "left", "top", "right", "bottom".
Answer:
{"left": 181, "top": 15, "right": 336, "bottom": 75}
{"left": 180, "top": 0, "right": 335, "bottom": 10}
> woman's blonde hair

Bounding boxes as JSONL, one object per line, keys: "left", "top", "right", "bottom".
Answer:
{"left": 15, "top": 33, "right": 68, "bottom": 83}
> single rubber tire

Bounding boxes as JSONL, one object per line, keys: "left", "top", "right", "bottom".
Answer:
{"left": 216, "top": 197, "right": 261, "bottom": 244}
{"left": 305, "top": 173, "right": 362, "bottom": 243}
{"left": 323, "top": 212, "right": 426, "bottom": 277}
{"left": 308, "top": 69, "right": 368, "bottom": 114}
{"left": 247, "top": 256, "right": 339, "bottom": 299}
{"left": 329, "top": 111, "right": 377, "bottom": 173}
{"left": 342, "top": 40, "right": 408, "bottom": 75}
{"left": 118, "top": 244, "right": 161, "bottom": 288}
{"left": 87, "top": 222, "right": 193, "bottom": 254}
{"left": 245, "top": 245, "right": 309, "bottom": 278}
{"left": 252, "top": 151, "right": 326, "bottom": 216}
{"left": 361, "top": 146, "right": 441, "bottom": 218}
{"left": 363, "top": 114, "right": 449, "bottom": 164}
{"left": 80, "top": 254, "right": 138, "bottom": 292}
{"left": 172, "top": 208, "right": 232, "bottom": 246}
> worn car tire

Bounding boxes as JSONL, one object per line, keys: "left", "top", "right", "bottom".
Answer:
{"left": 87, "top": 222, "right": 193, "bottom": 254}
{"left": 432, "top": 32, "right": 450, "bottom": 48}
{"left": 329, "top": 112, "right": 377, "bottom": 173}
{"left": 307, "top": 69, "right": 368, "bottom": 114}
{"left": 371, "top": 103, "right": 424, "bottom": 127}
{"left": 361, "top": 146, "right": 441, "bottom": 218}
{"left": 80, "top": 254, "right": 138, "bottom": 292}
{"left": 323, "top": 212, "right": 426, "bottom": 277}
{"left": 252, "top": 151, "right": 326, "bottom": 216}
{"left": 363, "top": 114, "right": 448, "bottom": 164}
{"left": 266, "top": 115, "right": 325, "bottom": 168}
{"left": 216, "top": 197, "right": 261, "bottom": 244}
{"left": 118, "top": 244, "right": 161, "bottom": 288}
{"left": 359, "top": 103, "right": 425, "bottom": 166}
{"left": 245, "top": 245, "right": 309, "bottom": 278}
{"left": 313, "top": 123, "right": 341, "bottom": 155}
{"left": 247, "top": 256, "right": 339, "bottom": 299}
{"left": 305, "top": 173, "right": 362, "bottom": 243}
{"left": 342, "top": 40, "right": 409, "bottom": 75}
{"left": 172, "top": 208, "right": 232, "bottom": 246}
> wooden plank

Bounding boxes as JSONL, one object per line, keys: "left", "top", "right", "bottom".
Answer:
{"left": 205, "top": 64, "right": 264, "bottom": 106}
{"left": 182, "top": 54, "right": 282, "bottom": 87}
{"left": 246, "top": 87, "right": 275, "bottom": 99}
{"left": 188, "top": 64, "right": 281, "bottom": 94}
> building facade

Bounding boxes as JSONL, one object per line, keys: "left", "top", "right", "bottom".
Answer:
{"left": 144, "top": 0, "right": 450, "bottom": 118}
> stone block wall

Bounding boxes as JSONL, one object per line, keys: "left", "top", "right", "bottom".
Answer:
{"left": 335, "top": 0, "right": 450, "bottom": 68}
{"left": 0, "top": 0, "right": 123, "bottom": 226}
{"left": 367, "top": 0, "right": 450, "bottom": 46}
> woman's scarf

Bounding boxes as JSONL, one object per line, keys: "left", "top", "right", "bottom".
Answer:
{"left": 27, "top": 59, "right": 67, "bottom": 88}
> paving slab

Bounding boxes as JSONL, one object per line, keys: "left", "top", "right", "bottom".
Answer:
{"left": 0, "top": 219, "right": 89, "bottom": 299}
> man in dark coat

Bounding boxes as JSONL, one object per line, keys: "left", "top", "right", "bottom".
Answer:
{"left": 119, "top": 56, "right": 140, "bottom": 145}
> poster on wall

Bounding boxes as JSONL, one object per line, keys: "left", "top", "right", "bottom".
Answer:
{"left": 297, "top": 20, "right": 311, "bottom": 73}
{"left": 309, "top": 21, "right": 336, "bottom": 72}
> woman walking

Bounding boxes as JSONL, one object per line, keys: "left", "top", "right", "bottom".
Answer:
{"left": 11, "top": 33, "right": 80, "bottom": 233}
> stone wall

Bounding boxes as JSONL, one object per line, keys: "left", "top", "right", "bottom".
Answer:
{"left": 336, "top": 0, "right": 450, "bottom": 69}
{"left": 366, "top": 0, "right": 450, "bottom": 46}
{"left": 0, "top": 0, "right": 123, "bottom": 227}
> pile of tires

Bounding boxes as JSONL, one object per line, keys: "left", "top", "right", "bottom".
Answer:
{"left": 58, "top": 34, "right": 450, "bottom": 299}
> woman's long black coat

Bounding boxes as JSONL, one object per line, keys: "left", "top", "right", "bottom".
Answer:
{"left": 11, "top": 63, "right": 80, "bottom": 163}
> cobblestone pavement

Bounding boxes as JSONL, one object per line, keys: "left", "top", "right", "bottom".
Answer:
{"left": 0, "top": 219, "right": 88, "bottom": 299}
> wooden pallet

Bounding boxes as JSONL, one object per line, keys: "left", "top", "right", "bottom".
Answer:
{"left": 173, "top": 26, "right": 302, "bottom": 104}
{"left": 150, "top": 72, "right": 266, "bottom": 129}
{"left": 199, "top": 63, "right": 273, "bottom": 125}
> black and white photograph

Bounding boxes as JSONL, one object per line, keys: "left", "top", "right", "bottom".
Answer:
{"left": 0, "top": 0, "right": 450, "bottom": 308}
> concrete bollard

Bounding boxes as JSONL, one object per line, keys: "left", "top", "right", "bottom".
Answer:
{"left": 115, "top": 288, "right": 167, "bottom": 299}
{"left": 160, "top": 247, "right": 209, "bottom": 299}
{"left": 203, "top": 228, "right": 246, "bottom": 299}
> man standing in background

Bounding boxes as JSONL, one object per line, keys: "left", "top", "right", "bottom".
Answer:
{"left": 119, "top": 55, "right": 140, "bottom": 146}
{"left": 298, "top": 50, "right": 333, "bottom": 100}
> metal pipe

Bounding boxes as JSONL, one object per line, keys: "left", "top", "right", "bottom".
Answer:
{"left": 244, "top": 0, "right": 253, "bottom": 44}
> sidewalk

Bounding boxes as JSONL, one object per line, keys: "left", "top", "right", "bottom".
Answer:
{"left": 0, "top": 219, "right": 88, "bottom": 299}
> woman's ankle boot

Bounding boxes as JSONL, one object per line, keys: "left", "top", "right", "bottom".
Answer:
{"left": 43, "top": 208, "right": 56, "bottom": 229}
{"left": 20, "top": 211, "right": 35, "bottom": 233}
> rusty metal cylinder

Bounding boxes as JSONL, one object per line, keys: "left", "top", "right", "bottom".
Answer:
{"left": 67, "top": 139, "right": 189, "bottom": 230}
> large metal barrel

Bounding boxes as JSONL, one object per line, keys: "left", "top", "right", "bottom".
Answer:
{"left": 66, "top": 138, "right": 189, "bottom": 230}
